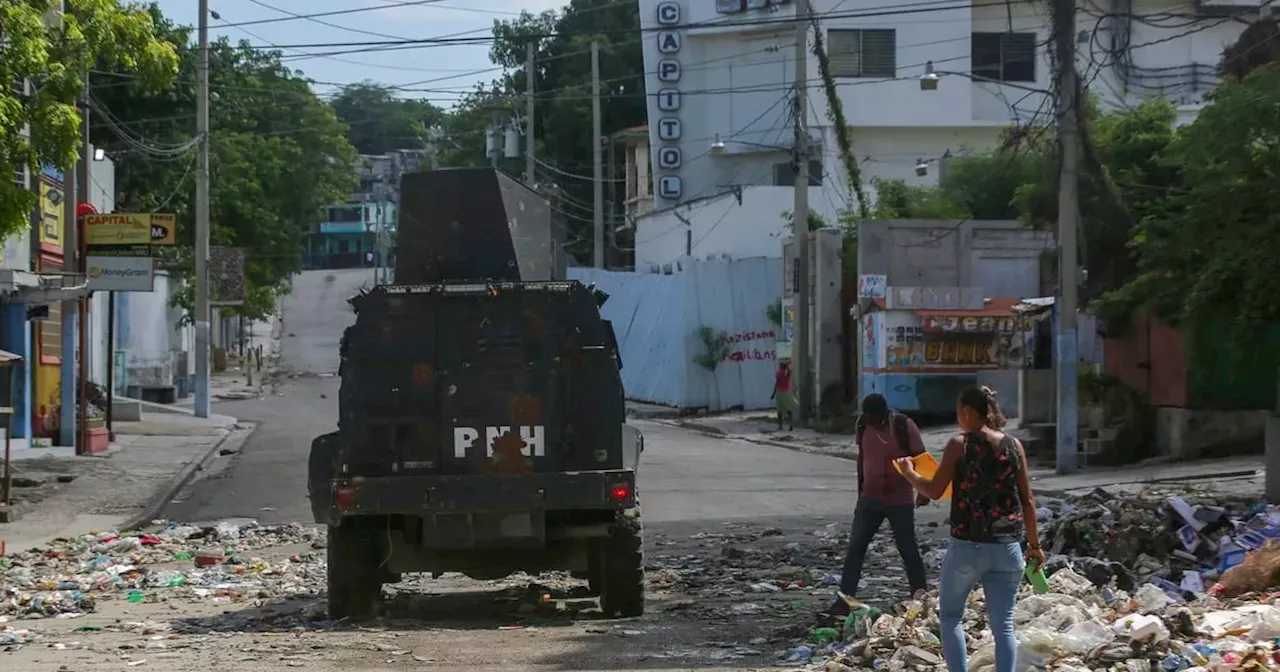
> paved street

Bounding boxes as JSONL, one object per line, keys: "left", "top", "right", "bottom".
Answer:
{"left": 164, "top": 268, "right": 894, "bottom": 529}
{"left": 124, "top": 268, "right": 949, "bottom": 671}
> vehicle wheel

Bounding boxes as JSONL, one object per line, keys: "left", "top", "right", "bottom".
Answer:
{"left": 598, "top": 502, "right": 644, "bottom": 618}
{"left": 586, "top": 551, "right": 603, "bottom": 595}
{"left": 327, "top": 522, "right": 382, "bottom": 620}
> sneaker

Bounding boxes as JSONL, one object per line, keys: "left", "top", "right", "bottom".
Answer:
{"left": 822, "top": 597, "right": 851, "bottom": 618}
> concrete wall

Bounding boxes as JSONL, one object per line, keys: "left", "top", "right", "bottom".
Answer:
{"left": 781, "top": 228, "right": 843, "bottom": 408}
{"left": 857, "top": 219, "right": 1053, "bottom": 295}
{"left": 569, "top": 257, "right": 783, "bottom": 411}
{"left": 115, "top": 271, "right": 188, "bottom": 392}
{"left": 1156, "top": 408, "right": 1270, "bottom": 461}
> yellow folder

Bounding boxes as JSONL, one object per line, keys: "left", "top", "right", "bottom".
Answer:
{"left": 894, "top": 452, "right": 953, "bottom": 501}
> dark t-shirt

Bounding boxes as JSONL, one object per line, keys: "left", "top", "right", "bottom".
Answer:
{"left": 949, "top": 432, "right": 1025, "bottom": 543}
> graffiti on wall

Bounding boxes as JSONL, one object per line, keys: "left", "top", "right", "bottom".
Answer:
{"left": 857, "top": 274, "right": 887, "bottom": 299}
{"left": 722, "top": 330, "right": 777, "bottom": 364}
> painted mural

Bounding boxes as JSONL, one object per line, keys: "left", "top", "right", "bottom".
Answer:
{"left": 885, "top": 315, "right": 1035, "bottom": 370}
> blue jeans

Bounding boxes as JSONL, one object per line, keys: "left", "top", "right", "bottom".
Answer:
{"left": 939, "top": 540, "right": 1024, "bottom": 672}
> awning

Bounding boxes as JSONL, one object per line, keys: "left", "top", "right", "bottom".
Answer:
{"left": 0, "top": 269, "right": 89, "bottom": 304}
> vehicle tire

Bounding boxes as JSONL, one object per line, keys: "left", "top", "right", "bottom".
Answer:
{"left": 327, "top": 522, "right": 382, "bottom": 620}
{"left": 598, "top": 502, "right": 644, "bottom": 618}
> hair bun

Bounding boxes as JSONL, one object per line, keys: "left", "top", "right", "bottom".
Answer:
{"left": 981, "top": 386, "right": 997, "bottom": 398}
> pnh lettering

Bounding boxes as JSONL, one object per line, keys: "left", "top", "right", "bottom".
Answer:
{"left": 453, "top": 426, "right": 545, "bottom": 458}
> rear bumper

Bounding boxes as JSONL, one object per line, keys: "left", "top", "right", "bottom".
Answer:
{"left": 315, "top": 470, "right": 636, "bottom": 523}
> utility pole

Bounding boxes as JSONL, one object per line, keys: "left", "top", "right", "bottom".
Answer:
{"left": 591, "top": 40, "right": 604, "bottom": 268}
{"left": 792, "top": 0, "right": 812, "bottom": 423}
{"left": 60, "top": 72, "right": 88, "bottom": 450}
{"left": 1052, "top": 0, "right": 1079, "bottom": 474}
{"left": 194, "top": 0, "right": 212, "bottom": 419}
{"left": 76, "top": 72, "right": 90, "bottom": 455}
{"left": 525, "top": 41, "right": 536, "bottom": 187}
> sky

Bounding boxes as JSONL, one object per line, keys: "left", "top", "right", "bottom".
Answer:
{"left": 154, "top": 0, "right": 568, "bottom": 107}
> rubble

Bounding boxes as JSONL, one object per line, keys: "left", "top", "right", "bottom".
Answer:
{"left": 778, "top": 489, "right": 1280, "bottom": 671}
{"left": 1, "top": 521, "right": 324, "bottom": 627}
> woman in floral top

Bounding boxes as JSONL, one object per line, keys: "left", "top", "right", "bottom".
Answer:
{"left": 895, "top": 386, "right": 1042, "bottom": 672}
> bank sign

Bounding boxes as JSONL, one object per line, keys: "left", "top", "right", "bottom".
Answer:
{"left": 655, "top": 1, "right": 684, "bottom": 202}
{"left": 86, "top": 255, "right": 155, "bottom": 292}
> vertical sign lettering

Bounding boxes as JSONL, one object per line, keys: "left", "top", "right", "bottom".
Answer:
{"left": 654, "top": 1, "right": 684, "bottom": 201}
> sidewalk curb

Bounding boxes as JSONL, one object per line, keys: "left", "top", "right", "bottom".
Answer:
{"left": 120, "top": 423, "right": 257, "bottom": 532}
{"left": 660, "top": 419, "right": 860, "bottom": 462}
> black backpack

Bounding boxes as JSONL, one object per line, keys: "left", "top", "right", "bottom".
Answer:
{"left": 856, "top": 411, "right": 913, "bottom": 492}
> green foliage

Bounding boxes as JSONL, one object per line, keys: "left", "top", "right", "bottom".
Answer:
{"left": 809, "top": 21, "right": 869, "bottom": 219}
{"left": 91, "top": 11, "right": 356, "bottom": 322}
{"left": 765, "top": 299, "right": 783, "bottom": 327}
{"left": 330, "top": 82, "right": 441, "bottom": 156}
{"left": 869, "top": 176, "right": 967, "bottom": 219}
{"left": 1099, "top": 63, "right": 1280, "bottom": 360}
{"left": 780, "top": 209, "right": 826, "bottom": 232}
{"left": 692, "top": 325, "right": 728, "bottom": 372}
{"left": 0, "top": 0, "right": 178, "bottom": 240}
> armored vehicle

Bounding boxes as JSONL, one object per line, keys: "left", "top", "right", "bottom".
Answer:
{"left": 308, "top": 168, "right": 644, "bottom": 620}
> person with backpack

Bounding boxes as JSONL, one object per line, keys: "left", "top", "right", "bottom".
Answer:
{"left": 826, "top": 393, "right": 930, "bottom": 616}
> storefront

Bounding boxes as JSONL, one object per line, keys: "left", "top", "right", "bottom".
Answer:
{"left": 860, "top": 297, "right": 1046, "bottom": 417}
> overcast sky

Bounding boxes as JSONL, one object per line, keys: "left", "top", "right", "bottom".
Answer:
{"left": 154, "top": 0, "right": 567, "bottom": 107}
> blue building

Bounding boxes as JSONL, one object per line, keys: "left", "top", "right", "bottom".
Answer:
{"left": 303, "top": 201, "right": 395, "bottom": 269}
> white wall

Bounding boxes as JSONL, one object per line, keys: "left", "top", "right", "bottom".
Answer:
{"left": 633, "top": 185, "right": 841, "bottom": 268}
{"left": 570, "top": 257, "right": 784, "bottom": 411}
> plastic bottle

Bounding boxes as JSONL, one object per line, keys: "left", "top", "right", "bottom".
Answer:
{"left": 1025, "top": 560, "right": 1050, "bottom": 594}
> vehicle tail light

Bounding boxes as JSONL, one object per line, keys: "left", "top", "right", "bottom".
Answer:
{"left": 609, "top": 483, "right": 631, "bottom": 503}
{"left": 334, "top": 485, "right": 358, "bottom": 511}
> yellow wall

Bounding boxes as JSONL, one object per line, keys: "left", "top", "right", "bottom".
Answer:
{"left": 38, "top": 179, "right": 64, "bottom": 248}
{"left": 35, "top": 177, "right": 65, "bottom": 431}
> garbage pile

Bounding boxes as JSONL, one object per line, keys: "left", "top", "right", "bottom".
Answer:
{"left": 1038, "top": 490, "right": 1280, "bottom": 599}
{"left": 785, "top": 559, "right": 1280, "bottom": 672}
{"left": 0, "top": 521, "right": 324, "bottom": 622}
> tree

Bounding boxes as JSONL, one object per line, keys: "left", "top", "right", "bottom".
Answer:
{"left": 481, "top": 0, "right": 646, "bottom": 261}
{"left": 884, "top": 100, "right": 1180, "bottom": 301}
{"left": 90, "top": 8, "right": 356, "bottom": 321}
{"left": 330, "top": 82, "right": 442, "bottom": 156}
{"left": 0, "top": 0, "right": 178, "bottom": 240}
{"left": 1099, "top": 63, "right": 1280, "bottom": 348}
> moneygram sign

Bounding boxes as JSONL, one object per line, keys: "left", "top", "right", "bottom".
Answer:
{"left": 86, "top": 256, "right": 155, "bottom": 292}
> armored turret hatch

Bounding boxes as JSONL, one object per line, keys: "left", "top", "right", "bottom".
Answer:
{"left": 394, "top": 168, "right": 564, "bottom": 284}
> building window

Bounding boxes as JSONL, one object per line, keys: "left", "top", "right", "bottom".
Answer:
{"left": 827, "top": 29, "right": 896, "bottom": 78}
{"left": 773, "top": 159, "right": 824, "bottom": 187}
{"left": 328, "top": 206, "right": 362, "bottom": 223}
{"left": 971, "top": 32, "right": 1037, "bottom": 83}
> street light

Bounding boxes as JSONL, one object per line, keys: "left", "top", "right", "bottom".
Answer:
{"left": 919, "top": 60, "right": 1049, "bottom": 95}
{"left": 710, "top": 134, "right": 727, "bottom": 155}
{"left": 920, "top": 61, "right": 941, "bottom": 91}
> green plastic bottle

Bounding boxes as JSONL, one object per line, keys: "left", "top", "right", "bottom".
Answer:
{"left": 1025, "top": 559, "right": 1050, "bottom": 594}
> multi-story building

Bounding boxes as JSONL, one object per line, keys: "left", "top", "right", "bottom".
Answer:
{"left": 304, "top": 201, "right": 397, "bottom": 269}
{"left": 632, "top": 0, "right": 1258, "bottom": 269}
{"left": 306, "top": 150, "right": 426, "bottom": 270}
